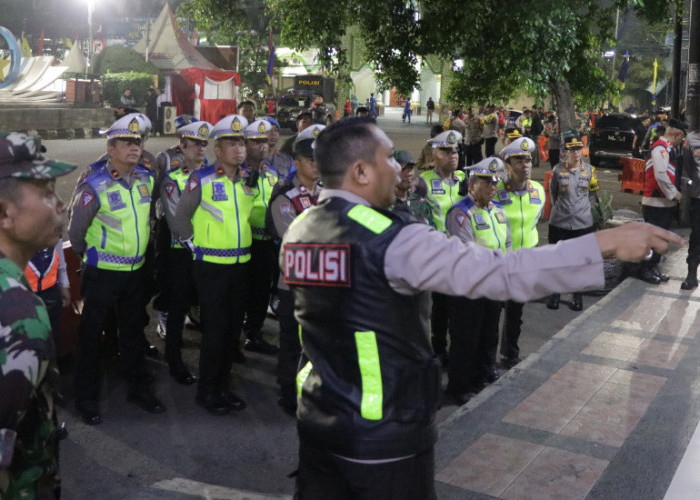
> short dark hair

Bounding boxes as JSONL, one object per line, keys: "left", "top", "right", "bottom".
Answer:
{"left": 313, "top": 117, "right": 379, "bottom": 189}
{"left": 238, "top": 100, "right": 256, "bottom": 110}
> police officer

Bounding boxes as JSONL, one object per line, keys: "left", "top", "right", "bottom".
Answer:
{"left": 282, "top": 118, "right": 679, "bottom": 499}
{"left": 0, "top": 132, "right": 75, "bottom": 499}
{"left": 642, "top": 118, "right": 687, "bottom": 284}
{"left": 69, "top": 115, "right": 164, "bottom": 425}
{"left": 497, "top": 137, "right": 545, "bottom": 369}
{"left": 417, "top": 130, "right": 466, "bottom": 361}
{"left": 158, "top": 119, "right": 212, "bottom": 384}
{"left": 445, "top": 158, "right": 510, "bottom": 404}
{"left": 174, "top": 114, "right": 252, "bottom": 415}
{"left": 547, "top": 131, "right": 599, "bottom": 311}
{"left": 682, "top": 128, "right": 700, "bottom": 289}
{"left": 392, "top": 150, "right": 433, "bottom": 226}
{"left": 266, "top": 124, "right": 324, "bottom": 415}
{"left": 242, "top": 119, "right": 280, "bottom": 355}
{"left": 263, "top": 116, "right": 294, "bottom": 178}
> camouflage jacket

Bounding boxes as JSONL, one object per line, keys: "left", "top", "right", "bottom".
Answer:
{"left": 0, "top": 252, "right": 59, "bottom": 499}
{"left": 392, "top": 187, "right": 436, "bottom": 228}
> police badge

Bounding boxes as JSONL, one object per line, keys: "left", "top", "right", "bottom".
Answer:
{"left": 212, "top": 182, "right": 228, "bottom": 201}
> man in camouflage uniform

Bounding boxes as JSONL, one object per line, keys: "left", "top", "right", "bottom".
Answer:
{"left": 0, "top": 132, "right": 76, "bottom": 499}
{"left": 392, "top": 150, "right": 433, "bottom": 227}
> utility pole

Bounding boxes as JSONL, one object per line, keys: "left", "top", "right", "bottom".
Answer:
{"left": 689, "top": 0, "right": 700, "bottom": 131}
{"left": 671, "top": 9, "right": 683, "bottom": 119}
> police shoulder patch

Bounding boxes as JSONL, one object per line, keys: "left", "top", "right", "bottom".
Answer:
{"left": 81, "top": 190, "right": 95, "bottom": 207}
{"left": 188, "top": 178, "right": 199, "bottom": 192}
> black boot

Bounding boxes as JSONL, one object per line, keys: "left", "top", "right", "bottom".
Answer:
{"left": 570, "top": 293, "right": 583, "bottom": 311}
{"left": 681, "top": 262, "right": 699, "bottom": 290}
{"left": 546, "top": 294, "right": 560, "bottom": 310}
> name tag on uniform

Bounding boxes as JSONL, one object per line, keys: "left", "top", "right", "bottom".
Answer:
{"left": 212, "top": 182, "right": 228, "bottom": 201}
{"left": 474, "top": 212, "right": 490, "bottom": 230}
{"left": 498, "top": 190, "right": 512, "bottom": 204}
{"left": 243, "top": 185, "right": 255, "bottom": 196}
{"left": 268, "top": 176, "right": 276, "bottom": 187}
{"left": 107, "top": 191, "right": 126, "bottom": 211}
{"left": 137, "top": 184, "right": 151, "bottom": 203}
{"left": 495, "top": 212, "right": 507, "bottom": 224}
{"left": 528, "top": 188, "right": 541, "bottom": 204}
{"left": 431, "top": 179, "right": 445, "bottom": 194}
{"left": 283, "top": 243, "right": 351, "bottom": 287}
{"left": 300, "top": 197, "right": 311, "bottom": 209}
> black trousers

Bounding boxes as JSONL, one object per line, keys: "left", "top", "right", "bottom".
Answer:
{"left": 688, "top": 198, "right": 700, "bottom": 265}
{"left": 484, "top": 137, "right": 498, "bottom": 158}
{"left": 243, "top": 239, "right": 277, "bottom": 339}
{"left": 465, "top": 142, "right": 483, "bottom": 166}
{"left": 194, "top": 260, "right": 248, "bottom": 396}
{"left": 74, "top": 266, "right": 150, "bottom": 401}
{"left": 164, "top": 248, "right": 196, "bottom": 365}
{"left": 430, "top": 292, "right": 451, "bottom": 355}
{"left": 37, "top": 284, "right": 63, "bottom": 341}
{"left": 642, "top": 205, "right": 675, "bottom": 265}
{"left": 500, "top": 300, "right": 524, "bottom": 360}
{"left": 548, "top": 224, "right": 594, "bottom": 245}
{"left": 276, "top": 289, "right": 300, "bottom": 407}
{"left": 447, "top": 296, "right": 501, "bottom": 394}
{"left": 295, "top": 439, "right": 437, "bottom": 500}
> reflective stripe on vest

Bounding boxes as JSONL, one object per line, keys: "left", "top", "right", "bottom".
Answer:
{"left": 25, "top": 248, "right": 59, "bottom": 292}
{"left": 496, "top": 180, "right": 545, "bottom": 250}
{"left": 83, "top": 168, "right": 153, "bottom": 271}
{"left": 250, "top": 169, "right": 278, "bottom": 240}
{"left": 420, "top": 169, "right": 465, "bottom": 233}
{"left": 191, "top": 169, "right": 255, "bottom": 264}
{"left": 354, "top": 330, "right": 383, "bottom": 420}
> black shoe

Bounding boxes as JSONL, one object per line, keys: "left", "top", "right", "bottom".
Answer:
{"left": 569, "top": 293, "right": 583, "bottom": 311}
{"left": 277, "top": 398, "right": 297, "bottom": 416}
{"left": 196, "top": 392, "right": 231, "bottom": 415}
{"left": 546, "top": 294, "right": 560, "bottom": 310}
{"left": 231, "top": 349, "right": 247, "bottom": 364}
{"left": 484, "top": 367, "right": 500, "bottom": 383}
{"left": 169, "top": 366, "right": 197, "bottom": 385}
{"left": 500, "top": 356, "right": 521, "bottom": 369}
{"left": 75, "top": 399, "right": 102, "bottom": 426}
{"left": 681, "top": 275, "right": 698, "bottom": 290}
{"left": 638, "top": 267, "right": 662, "bottom": 285}
{"left": 652, "top": 267, "right": 670, "bottom": 282}
{"left": 219, "top": 389, "right": 247, "bottom": 411}
{"left": 244, "top": 337, "right": 279, "bottom": 355}
{"left": 144, "top": 344, "right": 159, "bottom": 359}
{"left": 127, "top": 389, "right": 166, "bottom": 414}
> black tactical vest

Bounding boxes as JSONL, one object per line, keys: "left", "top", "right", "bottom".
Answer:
{"left": 282, "top": 196, "right": 441, "bottom": 459}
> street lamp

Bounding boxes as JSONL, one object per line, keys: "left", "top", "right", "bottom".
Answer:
{"left": 86, "top": 0, "right": 95, "bottom": 77}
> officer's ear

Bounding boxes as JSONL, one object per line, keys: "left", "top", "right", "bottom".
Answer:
{"left": 349, "top": 159, "right": 372, "bottom": 187}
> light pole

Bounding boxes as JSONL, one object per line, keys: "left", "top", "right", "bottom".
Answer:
{"left": 86, "top": 0, "right": 95, "bottom": 78}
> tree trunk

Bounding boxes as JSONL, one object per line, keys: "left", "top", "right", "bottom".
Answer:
{"left": 549, "top": 78, "right": 577, "bottom": 135}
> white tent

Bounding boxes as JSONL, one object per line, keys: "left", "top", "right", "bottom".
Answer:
{"left": 62, "top": 43, "right": 87, "bottom": 74}
{"left": 133, "top": 3, "right": 218, "bottom": 72}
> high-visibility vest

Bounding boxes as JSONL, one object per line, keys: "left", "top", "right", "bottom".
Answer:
{"left": 191, "top": 165, "right": 256, "bottom": 264}
{"left": 451, "top": 197, "right": 509, "bottom": 251}
{"left": 496, "top": 180, "right": 545, "bottom": 250}
{"left": 25, "top": 247, "right": 59, "bottom": 292}
{"left": 420, "top": 169, "right": 466, "bottom": 233}
{"left": 248, "top": 165, "right": 278, "bottom": 241}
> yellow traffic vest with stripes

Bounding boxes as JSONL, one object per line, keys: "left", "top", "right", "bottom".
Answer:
{"left": 453, "top": 196, "right": 509, "bottom": 251}
{"left": 420, "top": 169, "right": 466, "bottom": 233}
{"left": 246, "top": 163, "right": 278, "bottom": 241}
{"left": 496, "top": 180, "right": 545, "bottom": 250}
{"left": 191, "top": 164, "right": 257, "bottom": 264}
{"left": 83, "top": 165, "right": 153, "bottom": 271}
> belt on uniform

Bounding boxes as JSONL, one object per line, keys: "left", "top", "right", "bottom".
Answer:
{"left": 194, "top": 246, "right": 251, "bottom": 261}
{"left": 251, "top": 226, "right": 266, "bottom": 236}
{"left": 95, "top": 251, "right": 144, "bottom": 266}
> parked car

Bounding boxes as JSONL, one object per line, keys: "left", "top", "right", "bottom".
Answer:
{"left": 588, "top": 113, "right": 646, "bottom": 167}
{"left": 274, "top": 90, "right": 336, "bottom": 131}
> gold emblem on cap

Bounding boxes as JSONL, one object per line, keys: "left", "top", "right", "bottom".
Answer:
{"left": 198, "top": 124, "right": 209, "bottom": 136}
{"left": 257, "top": 122, "right": 267, "bottom": 133}
{"left": 312, "top": 128, "right": 321, "bottom": 138}
{"left": 489, "top": 160, "right": 499, "bottom": 172}
{"left": 232, "top": 118, "right": 242, "bottom": 132}
{"left": 128, "top": 119, "right": 140, "bottom": 134}
{"left": 520, "top": 140, "right": 529, "bottom": 151}
{"left": 447, "top": 132, "right": 457, "bottom": 144}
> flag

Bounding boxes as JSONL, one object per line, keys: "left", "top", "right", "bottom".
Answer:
{"left": 38, "top": 29, "right": 45, "bottom": 55}
{"left": 266, "top": 29, "right": 275, "bottom": 85}
{"left": 617, "top": 50, "right": 629, "bottom": 82}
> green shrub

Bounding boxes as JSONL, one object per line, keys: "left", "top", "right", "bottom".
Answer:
{"left": 93, "top": 46, "right": 159, "bottom": 76}
{"left": 101, "top": 72, "right": 154, "bottom": 107}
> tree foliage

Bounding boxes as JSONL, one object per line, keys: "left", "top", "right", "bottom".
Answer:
{"left": 177, "top": 0, "right": 273, "bottom": 96}
{"left": 93, "top": 46, "right": 160, "bottom": 77}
